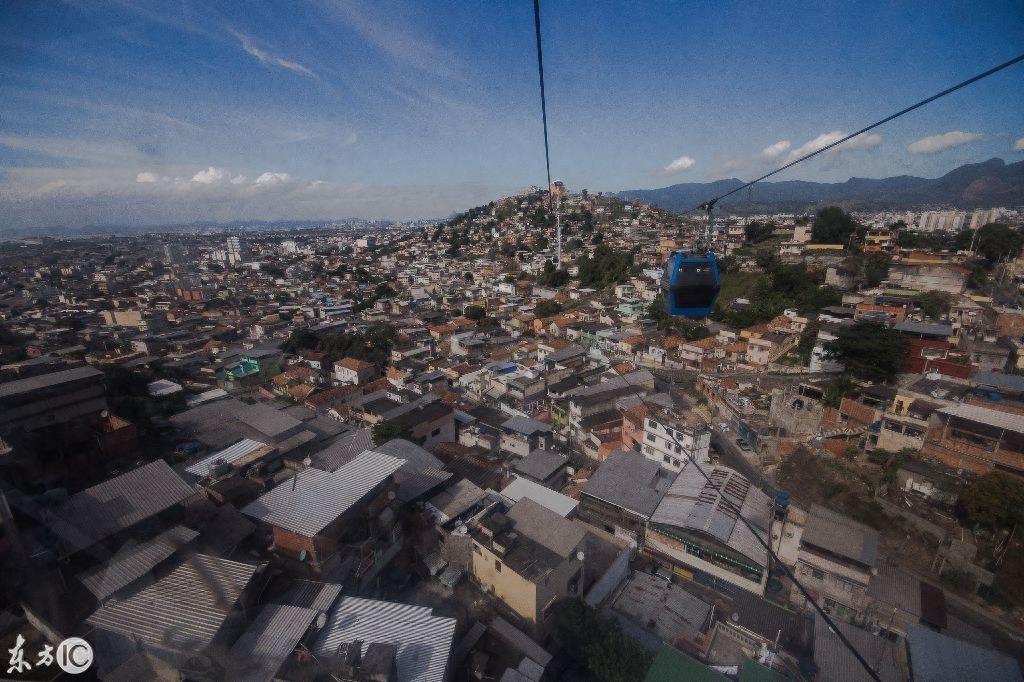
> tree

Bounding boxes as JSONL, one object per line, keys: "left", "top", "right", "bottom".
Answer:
{"left": 916, "top": 291, "right": 951, "bottom": 320}
{"left": 464, "top": 305, "right": 487, "bottom": 322}
{"left": 551, "top": 599, "right": 652, "bottom": 682}
{"left": 822, "top": 375, "right": 854, "bottom": 407}
{"left": 281, "top": 329, "right": 319, "bottom": 353}
{"left": 535, "top": 235, "right": 549, "bottom": 251}
{"left": 534, "top": 299, "right": 562, "bottom": 318}
{"left": 744, "top": 220, "right": 775, "bottom": 244}
{"left": 577, "top": 245, "right": 635, "bottom": 289}
{"left": 974, "top": 223, "right": 1024, "bottom": 264}
{"left": 537, "top": 260, "right": 570, "bottom": 287}
{"left": 372, "top": 419, "right": 412, "bottom": 446}
{"left": 812, "top": 206, "right": 860, "bottom": 244}
{"left": 859, "top": 252, "right": 891, "bottom": 288}
{"left": 958, "top": 472, "right": 1024, "bottom": 528}
{"left": 824, "top": 321, "right": 908, "bottom": 382}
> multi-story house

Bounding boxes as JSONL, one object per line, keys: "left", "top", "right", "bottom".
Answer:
{"left": 793, "top": 504, "right": 879, "bottom": 622}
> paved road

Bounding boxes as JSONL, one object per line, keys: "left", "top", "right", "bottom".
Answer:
{"left": 710, "top": 425, "right": 775, "bottom": 495}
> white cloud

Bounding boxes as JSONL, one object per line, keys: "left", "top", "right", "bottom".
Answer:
{"left": 787, "top": 131, "right": 881, "bottom": 160}
{"left": 191, "top": 166, "right": 229, "bottom": 184}
{"left": 229, "top": 29, "right": 316, "bottom": 78}
{"left": 331, "top": 0, "right": 460, "bottom": 79}
{"left": 254, "top": 171, "right": 292, "bottom": 186}
{"left": 1014, "top": 136, "right": 1024, "bottom": 152}
{"left": 759, "top": 140, "right": 791, "bottom": 160}
{"left": 230, "top": 174, "right": 248, "bottom": 185}
{"left": 655, "top": 155, "right": 696, "bottom": 176}
{"left": 0, "top": 165, "right": 500, "bottom": 228}
{"left": 908, "top": 131, "right": 984, "bottom": 154}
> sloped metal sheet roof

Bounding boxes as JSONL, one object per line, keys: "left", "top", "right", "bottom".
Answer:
{"left": 907, "top": 624, "right": 1022, "bottom": 682}
{"left": 650, "top": 462, "right": 771, "bottom": 568}
{"left": 501, "top": 476, "right": 578, "bottom": 518}
{"left": 86, "top": 553, "right": 261, "bottom": 652}
{"left": 77, "top": 525, "right": 198, "bottom": 601}
{"left": 275, "top": 579, "right": 343, "bottom": 611}
{"left": 241, "top": 450, "right": 405, "bottom": 537}
{"left": 186, "top": 439, "right": 268, "bottom": 477}
{"left": 309, "top": 428, "right": 374, "bottom": 471}
{"left": 46, "top": 460, "right": 195, "bottom": 553}
{"left": 314, "top": 596, "right": 456, "bottom": 682}
{"left": 226, "top": 604, "right": 319, "bottom": 682}
{"left": 803, "top": 504, "right": 879, "bottom": 568}
{"left": 938, "top": 403, "right": 1024, "bottom": 435}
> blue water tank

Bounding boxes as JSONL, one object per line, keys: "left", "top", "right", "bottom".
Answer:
{"left": 775, "top": 490, "right": 790, "bottom": 512}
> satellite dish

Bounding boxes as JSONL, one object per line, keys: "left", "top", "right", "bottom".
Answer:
{"left": 387, "top": 490, "right": 397, "bottom": 500}
{"left": 315, "top": 612, "right": 328, "bottom": 629}
{"left": 302, "top": 456, "right": 312, "bottom": 467}
{"left": 100, "top": 409, "right": 110, "bottom": 418}
{"left": 298, "top": 549, "right": 308, "bottom": 562}
{"left": 576, "top": 551, "right": 585, "bottom": 561}
{"left": 731, "top": 613, "right": 740, "bottom": 623}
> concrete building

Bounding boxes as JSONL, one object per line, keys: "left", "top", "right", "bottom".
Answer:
{"left": 792, "top": 504, "right": 878, "bottom": 621}
{"left": 640, "top": 408, "right": 711, "bottom": 472}
{"left": 334, "top": 357, "right": 379, "bottom": 386}
{"left": 921, "top": 403, "right": 1024, "bottom": 476}
{"left": 470, "top": 498, "right": 586, "bottom": 636}
{"left": 645, "top": 462, "right": 773, "bottom": 596}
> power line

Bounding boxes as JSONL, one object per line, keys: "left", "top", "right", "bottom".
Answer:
{"left": 533, "top": 0, "right": 552, "bottom": 197}
{"left": 688, "top": 52, "right": 1024, "bottom": 214}
{"left": 602, "top": 367, "right": 884, "bottom": 681}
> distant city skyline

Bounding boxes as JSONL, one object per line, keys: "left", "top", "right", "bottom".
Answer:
{"left": 1, "top": 0, "right": 1023, "bottom": 228}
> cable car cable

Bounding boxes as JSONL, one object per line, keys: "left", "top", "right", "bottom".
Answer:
{"left": 603, "top": 365, "right": 884, "bottom": 681}
{"left": 533, "top": 0, "right": 552, "bottom": 205}
{"left": 684, "top": 52, "right": 1024, "bottom": 215}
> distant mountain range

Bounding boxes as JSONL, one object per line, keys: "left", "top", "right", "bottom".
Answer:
{"left": 616, "top": 158, "right": 1024, "bottom": 214}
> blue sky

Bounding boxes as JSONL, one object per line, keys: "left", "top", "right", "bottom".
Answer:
{"left": 1, "top": 0, "right": 1023, "bottom": 228}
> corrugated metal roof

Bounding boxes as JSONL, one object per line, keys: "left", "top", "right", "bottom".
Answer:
{"left": 894, "top": 321, "right": 954, "bottom": 337}
{"left": 939, "top": 403, "right": 1024, "bottom": 435}
{"left": 650, "top": 462, "right": 771, "bottom": 569}
{"left": 813, "top": 616, "right": 903, "bottom": 682}
{"left": 76, "top": 525, "right": 198, "bottom": 601}
{"left": 226, "top": 604, "right": 319, "bottom": 682}
{"left": 906, "top": 624, "right": 1022, "bottom": 682}
{"left": 310, "top": 428, "right": 374, "bottom": 471}
{"left": 46, "top": 460, "right": 195, "bottom": 553}
{"left": 276, "top": 579, "right": 343, "bottom": 611}
{"left": 581, "top": 450, "right": 673, "bottom": 518}
{"left": 185, "top": 438, "right": 268, "bottom": 477}
{"left": 314, "top": 596, "right": 456, "bottom": 682}
{"left": 501, "top": 476, "right": 579, "bottom": 518}
{"left": 0, "top": 365, "right": 103, "bottom": 399}
{"left": 802, "top": 504, "right": 879, "bottom": 568}
{"left": 241, "top": 450, "right": 405, "bottom": 537}
{"left": 86, "top": 553, "right": 261, "bottom": 652}
{"left": 972, "top": 371, "right": 1024, "bottom": 394}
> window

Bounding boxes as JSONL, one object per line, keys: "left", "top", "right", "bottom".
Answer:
{"left": 663, "top": 455, "right": 671, "bottom": 464}
{"left": 495, "top": 560, "right": 502, "bottom": 572}
{"left": 646, "top": 433, "right": 656, "bottom": 442}
{"left": 430, "top": 427, "right": 441, "bottom": 437}
{"left": 811, "top": 568, "right": 824, "bottom": 580}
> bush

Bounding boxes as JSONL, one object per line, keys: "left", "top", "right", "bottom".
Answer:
{"left": 552, "top": 599, "right": 652, "bottom": 682}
